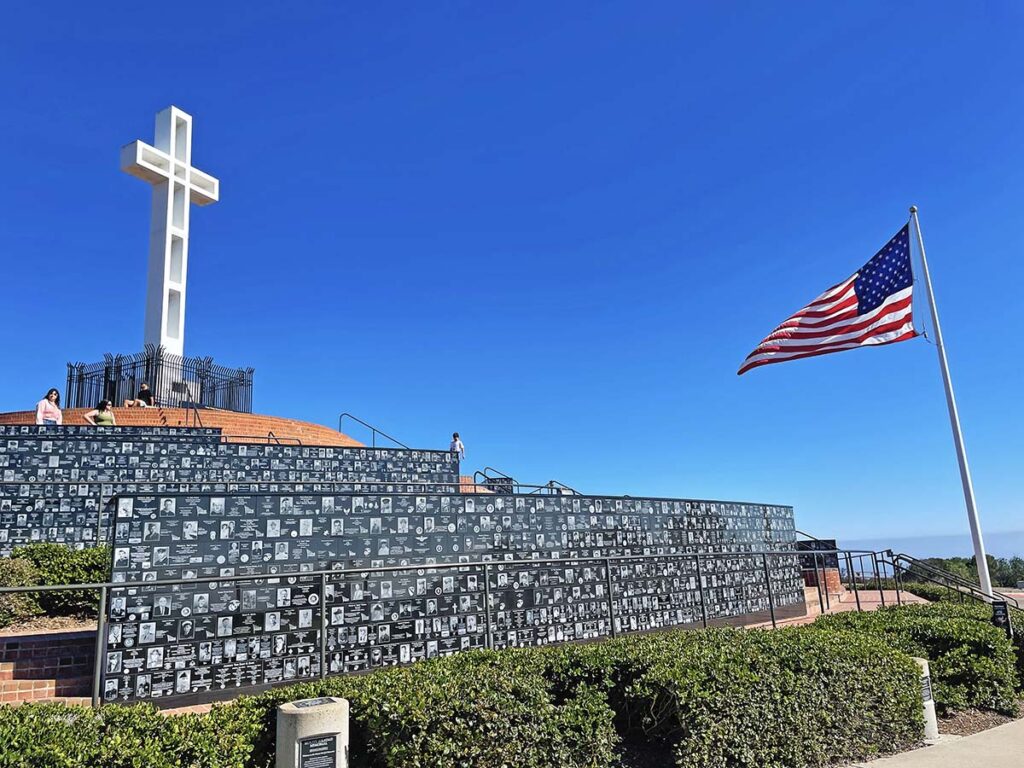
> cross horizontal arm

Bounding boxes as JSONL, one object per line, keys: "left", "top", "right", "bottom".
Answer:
{"left": 120, "top": 140, "right": 172, "bottom": 184}
{"left": 119, "top": 140, "right": 219, "bottom": 205}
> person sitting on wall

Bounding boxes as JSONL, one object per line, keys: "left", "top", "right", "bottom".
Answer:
{"left": 84, "top": 399, "right": 116, "bottom": 426}
{"left": 124, "top": 383, "right": 156, "bottom": 408}
{"left": 35, "top": 388, "right": 63, "bottom": 425}
{"left": 450, "top": 431, "right": 465, "bottom": 460}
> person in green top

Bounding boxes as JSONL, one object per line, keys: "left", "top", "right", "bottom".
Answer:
{"left": 84, "top": 399, "right": 116, "bottom": 426}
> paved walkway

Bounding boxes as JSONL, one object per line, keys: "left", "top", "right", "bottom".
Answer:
{"left": 745, "top": 587, "right": 927, "bottom": 629}
{"left": 846, "top": 718, "right": 1024, "bottom": 766}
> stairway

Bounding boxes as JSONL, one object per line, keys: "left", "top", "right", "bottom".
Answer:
{"left": 0, "top": 629, "right": 94, "bottom": 704}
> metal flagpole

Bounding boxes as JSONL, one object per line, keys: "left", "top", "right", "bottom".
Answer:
{"left": 909, "top": 205, "right": 994, "bottom": 597}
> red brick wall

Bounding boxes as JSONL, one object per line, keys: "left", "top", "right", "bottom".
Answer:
{"left": 802, "top": 568, "right": 844, "bottom": 594}
{"left": 0, "top": 629, "right": 94, "bottom": 702}
{"left": 0, "top": 408, "right": 362, "bottom": 447}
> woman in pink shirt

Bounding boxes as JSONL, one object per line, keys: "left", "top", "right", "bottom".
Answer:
{"left": 35, "top": 388, "right": 63, "bottom": 425}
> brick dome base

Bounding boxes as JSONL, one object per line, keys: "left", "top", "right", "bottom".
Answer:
{"left": 0, "top": 408, "right": 361, "bottom": 447}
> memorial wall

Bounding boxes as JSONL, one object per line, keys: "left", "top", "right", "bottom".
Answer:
{"left": 0, "top": 427, "right": 458, "bottom": 555}
{"left": 103, "top": 491, "right": 803, "bottom": 704}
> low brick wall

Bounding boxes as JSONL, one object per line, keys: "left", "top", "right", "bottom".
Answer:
{"left": 0, "top": 628, "right": 95, "bottom": 703}
{"left": 802, "top": 567, "right": 844, "bottom": 594}
{"left": 0, "top": 408, "right": 362, "bottom": 447}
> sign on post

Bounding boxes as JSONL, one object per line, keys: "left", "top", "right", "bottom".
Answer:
{"left": 991, "top": 601, "right": 1014, "bottom": 639}
{"left": 276, "top": 697, "right": 349, "bottom": 768}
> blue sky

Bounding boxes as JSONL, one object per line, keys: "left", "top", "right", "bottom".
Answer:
{"left": 1, "top": 3, "right": 1021, "bottom": 546}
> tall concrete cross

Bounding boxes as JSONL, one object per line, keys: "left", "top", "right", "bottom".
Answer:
{"left": 121, "top": 106, "right": 219, "bottom": 357}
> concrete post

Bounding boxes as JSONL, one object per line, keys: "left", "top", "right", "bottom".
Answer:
{"left": 913, "top": 658, "right": 940, "bottom": 742}
{"left": 276, "top": 697, "right": 350, "bottom": 768}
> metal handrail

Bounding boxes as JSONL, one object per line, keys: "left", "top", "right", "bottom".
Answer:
{"left": 337, "top": 413, "right": 409, "bottom": 449}
{"left": 473, "top": 469, "right": 579, "bottom": 496}
{"left": 216, "top": 431, "right": 303, "bottom": 446}
{"left": 181, "top": 381, "right": 204, "bottom": 429}
{"left": 889, "top": 552, "right": 1022, "bottom": 610}
{"left": 0, "top": 544, "right": 889, "bottom": 709}
{"left": 473, "top": 467, "right": 516, "bottom": 490}
{"left": 529, "top": 480, "right": 580, "bottom": 496}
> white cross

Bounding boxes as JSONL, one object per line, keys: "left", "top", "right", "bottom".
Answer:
{"left": 120, "top": 106, "right": 219, "bottom": 357}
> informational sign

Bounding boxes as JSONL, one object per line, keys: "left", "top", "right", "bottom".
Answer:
{"left": 102, "top": 490, "right": 803, "bottom": 703}
{"left": 921, "top": 674, "right": 933, "bottom": 703}
{"left": 991, "top": 601, "right": 1014, "bottom": 639}
{"left": 299, "top": 734, "right": 337, "bottom": 768}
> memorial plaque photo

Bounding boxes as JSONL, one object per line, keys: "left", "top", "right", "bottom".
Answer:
{"left": 101, "top": 490, "right": 802, "bottom": 704}
{"left": 0, "top": 426, "right": 458, "bottom": 555}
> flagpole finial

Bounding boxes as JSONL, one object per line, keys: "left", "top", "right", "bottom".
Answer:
{"left": 909, "top": 205, "right": 918, "bottom": 214}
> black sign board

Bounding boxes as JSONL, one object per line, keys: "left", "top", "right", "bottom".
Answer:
{"left": 796, "top": 539, "right": 840, "bottom": 570}
{"left": 921, "top": 674, "right": 933, "bottom": 703}
{"left": 299, "top": 734, "right": 337, "bottom": 768}
{"left": 991, "top": 601, "right": 1014, "bottom": 639}
{"left": 483, "top": 477, "right": 515, "bottom": 495}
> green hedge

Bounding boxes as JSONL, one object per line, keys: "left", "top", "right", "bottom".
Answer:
{"left": 884, "top": 601, "right": 1024, "bottom": 693}
{"left": 5, "top": 544, "right": 110, "bottom": 618}
{"left": 0, "top": 559, "right": 42, "bottom": 628}
{"left": 0, "top": 626, "right": 922, "bottom": 768}
{"left": 902, "top": 581, "right": 963, "bottom": 603}
{"left": 548, "top": 627, "right": 922, "bottom": 768}
{"left": 852, "top": 579, "right": 960, "bottom": 603}
{"left": 814, "top": 605, "right": 1019, "bottom": 714}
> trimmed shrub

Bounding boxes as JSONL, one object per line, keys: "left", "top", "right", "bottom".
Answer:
{"left": 221, "top": 650, "right": 618, "bottom": 768}
{"left": 885, "top": 601, "right": 1024, "bottom": 692}
{"left": 0, "top": 627, "right": 922, "bottom": 768}
{"left": 901, "top": 581, "right": 962, "bottom": 603}
{"left": 10, "top": 544, "right": 110, "bottom": 616}
{"left": 549, "top": 627, "right": 923, "bottom": 768}
{"left": 0, "top": 558, "right": 43, "bottom": 629}
{"left": 852, "top": 579, "right": 959, "bottom": 602}
{"left": 814, "top": 605, "right": 1019, "bottom": 714}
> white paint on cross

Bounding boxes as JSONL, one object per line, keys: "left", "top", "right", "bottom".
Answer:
{"left": 121, "top": 106, "right": 219, "bottom": 357}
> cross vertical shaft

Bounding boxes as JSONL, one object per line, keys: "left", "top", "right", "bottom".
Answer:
{"left": 121, "top": 106, "right": 219, "bottom": 358}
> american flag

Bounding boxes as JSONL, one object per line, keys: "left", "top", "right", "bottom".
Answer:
{"left": 738, "top": 225, "right": 916, "bottom": 375}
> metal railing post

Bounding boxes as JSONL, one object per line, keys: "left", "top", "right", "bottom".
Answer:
{"left": 873, "top": 555, "right": 886, "bottom": 607}
{"left": 605, "top": 558, "right": 617, "bottom": 638}
{"left": 813, "top": 552, "right": 825, "bottom": 614}
{"left": 319, "top": 573, "right": 328, "bottom": 679}
{"left": 95, "top": 488, "right": 106, "bottom": 545}
{"left": 846, "top": 552, "right": 862, "bottom": 612}
{"left": 890, "top": 555, "right": 903, "bottom": 606}
{"left": 483, "top": 563, "right": 493, "bottom": 650}
{"left": 91, "top": 585, "right": 109, "bottom": 709}
{"left": 762, "top": 553, "right": 777, "bottom": 629}
{"left": 695, "top": 554, "right": 708, "bottom": 628}
{"left": 820, "top": 551, "right": 831, "bottom": 610}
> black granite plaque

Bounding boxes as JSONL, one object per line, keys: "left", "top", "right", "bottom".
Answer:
{"left": 300, "top": 735, "right": 337, "bottom": 768}
{"left": 101, "top": 491, "right": 802, "bottom": 703}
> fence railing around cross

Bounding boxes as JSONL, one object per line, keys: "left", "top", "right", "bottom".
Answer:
{"left": 66, "top": 345, "right": 254, "bottom": 413}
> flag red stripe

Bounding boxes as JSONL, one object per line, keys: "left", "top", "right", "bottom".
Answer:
{"left": 748, "top": 314, "right": 913, "bottom": 357}
{"left": 738, "top": 328, "right": 917, "bottom": 374}
{"left": 806, "top": 277, "right": 855, "bottom": 308}
{"left": 761, "top": 295, "right": 913, "bottom": 343}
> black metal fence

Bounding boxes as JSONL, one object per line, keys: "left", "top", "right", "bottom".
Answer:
{"left": 66, "top": 346, "right": 254, "bottom": 412}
